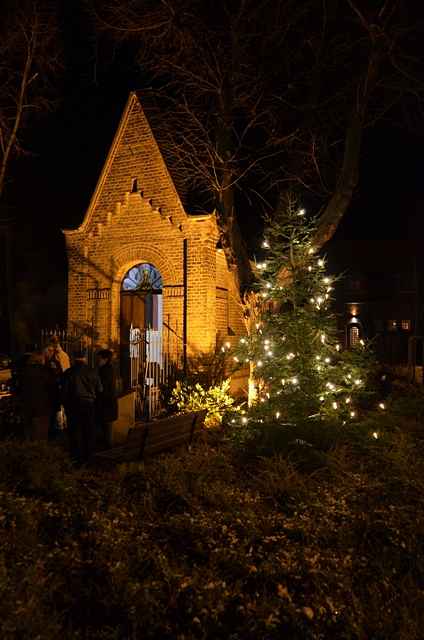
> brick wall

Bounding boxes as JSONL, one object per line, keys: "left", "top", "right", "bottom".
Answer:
{"left": 64, "top": 93, "right": 247, "bottom": 384}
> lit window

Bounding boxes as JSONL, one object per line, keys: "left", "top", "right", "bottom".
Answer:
{"left": 121, "top": 263, "right": 162, "bottom": 291}
{"left": 388, "top": 320, "right": 397, "bottom": 331}
{"left": 401, "top": 320, "right": 411, "bottom": 331}
{"left": 349, "top": 326, "right": 360, "bottom": 347}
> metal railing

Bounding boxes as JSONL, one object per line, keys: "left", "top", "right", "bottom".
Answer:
{"left": 40, "top": 326, "right": 95, "bottom": 367}
{"left": 128, "top": 319, "right": 184, "bottom": 419}
{"left": 41, "top": 316, "right": 184, "bottom": 419}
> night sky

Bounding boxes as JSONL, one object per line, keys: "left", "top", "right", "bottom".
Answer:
{"left": 6, "top": 2, "right": 424, "bottom": 302}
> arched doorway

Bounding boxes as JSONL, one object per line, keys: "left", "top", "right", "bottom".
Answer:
{"left": 120, "top": 263, "right": 163, "bottom": 394}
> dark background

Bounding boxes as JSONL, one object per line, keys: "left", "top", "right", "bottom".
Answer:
{"left": 3, "top": 1, "right": 424, "bottom": 350}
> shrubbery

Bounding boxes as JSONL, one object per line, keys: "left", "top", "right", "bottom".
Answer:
{"left": 0, "top": 386, "right": 423, "bottom": 639}
{"left": 171, "top": 378, "right": 236, "bottom": 427}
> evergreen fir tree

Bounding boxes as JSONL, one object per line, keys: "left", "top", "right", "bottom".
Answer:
{"left": 237, "top": 196, "right": 376, "bottom": 432}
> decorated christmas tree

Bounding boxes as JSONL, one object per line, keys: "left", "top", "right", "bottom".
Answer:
{"left": 237, "top": 196, "right": 377, "bottom": 432}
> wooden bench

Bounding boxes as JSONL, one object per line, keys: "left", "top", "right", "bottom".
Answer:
{"left": 93, "top": 410, "right": 207, "bottom": 468}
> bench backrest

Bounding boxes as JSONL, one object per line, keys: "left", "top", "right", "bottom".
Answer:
{"left": 125, "top": 410, "right": 207, "bottom": 460}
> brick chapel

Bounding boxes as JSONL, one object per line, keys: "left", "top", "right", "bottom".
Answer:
{"left": 63, "top": 93, "right": 246, "bottom": 393}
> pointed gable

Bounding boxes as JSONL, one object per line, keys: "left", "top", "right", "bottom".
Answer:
{"left": 69, "top": 92, "right": 187, "bottom": 235}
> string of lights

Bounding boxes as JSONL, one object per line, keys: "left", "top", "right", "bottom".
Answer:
{"left": 226, "top": 197, "right": 384, "bottom": 435}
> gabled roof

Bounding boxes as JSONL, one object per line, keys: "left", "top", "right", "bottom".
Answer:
{"left": 64, "top": 92, "right": 187, "bottom": 236}
{"left": 63, "top": 91, "right": 253, "bottom": 289}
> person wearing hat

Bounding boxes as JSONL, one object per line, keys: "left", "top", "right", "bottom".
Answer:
{"left": 62, "top": 351, "right": 102, "bottom": 464}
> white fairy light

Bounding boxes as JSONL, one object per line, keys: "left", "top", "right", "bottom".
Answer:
{"left": 372, "top": 431, "right": 379, "bottom": 439}
{"left": 332, "top": 402, "right": 338, "bottom": 410}
{"left": 241, "top": 417, "right": 248, "bottom": 424}
{"left": 262, "top": 292, "right": 267, "bottom": 298}
{"left": 233, "top": 356, "right": 239, "bottom": 362}
{"left": 308, "top": 266, "right": 312, "bottom": 271}
{"left": 335, "top": 344, "right": 341, "bottom": 351}
{"left": 267, "top": 351, "right": 273, "bottom": 357}
{"left": 325, "top": 357, "right": 330, "bottom": 363}
{"left": 315, "top": 355, "right": 321, "bottom": 361}
{"left": 350, "top": 411, "right": 356, "bottom": 418}
{"left": 319, "top": 396, "right": 324, "bottom": 401}
{"left": 378, "top": 402, "right": 386, "bottom": 410}
{"left": 221, "top": 347, "right": 225, "bottom": 352}
{"left": 321, "top": 334, "right": 326, "bottom": 343}
{"left": 308, "top": 247, "right": 314, "bottom": 254}
{"left": 262, "top": 240, "right": 270, "bottom": 248}
{"left": 225, "top": 342, "right": 231, "bottom": 349}
{"left": 275, "top": 411, "right": 280, "bottom": 419}
{"left": 266, "top": 283, "right": 272, "bottom": 289}
{"left": 345, "top": 397, "right": 351, "bottom": 404}
{"left": 298, "top": 208, "right": 305, "bottom": 216}
{"left": 318, "top": 259, "right": 324, "bottom": 267}
{"left": 323, "top": 277, "right": 330, "bottom": 284}
{"left": 354, "top": 379, "right": 362, "bottom": 386}
{"left": 281, "top": 379, "right": 286, "bottom": 385}
{"left": 286, "top": 352, "right": 295, "bottom": 360}
{"left": 257, "top": 360, "right": 263, "bottom": 367}
{"left": 240, "top": 338, "right": 246, "bottom": 344}
{"left": 292, "top": 377, "right": 298, "bottom": 385}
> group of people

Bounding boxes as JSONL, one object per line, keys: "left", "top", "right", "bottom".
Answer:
{"left": 20, "top": 337, "right": 118, "bottom": 464}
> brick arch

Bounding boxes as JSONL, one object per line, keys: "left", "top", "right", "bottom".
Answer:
{"left": 112, "top": 243, "right": 178, "bottom": 287}
{"left": 109, "top": 243, "right": 180, "bottom": 344}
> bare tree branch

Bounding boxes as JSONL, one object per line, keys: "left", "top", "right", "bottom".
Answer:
{"left": 0, "top": 1, "right": 60, "bottom": 202}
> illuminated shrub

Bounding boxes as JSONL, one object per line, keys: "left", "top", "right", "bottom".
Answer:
{"left": 170, "top": 379, "right": 235, "bottom": 427}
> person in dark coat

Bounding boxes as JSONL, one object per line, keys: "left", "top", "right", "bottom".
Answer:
{"left": 62, "top": 352, "right": 102, "bottom": 464}
{"left": 96, "top": 349, "right": 118, "bottom": 448}
{"left": 22, "top": 351, "right": 58, "bottom": 441}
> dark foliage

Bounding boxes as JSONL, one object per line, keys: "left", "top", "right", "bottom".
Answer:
{"left": 0, "top": 389, "right": 423, "bottom": 638}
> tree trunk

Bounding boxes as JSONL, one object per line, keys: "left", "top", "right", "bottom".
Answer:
{"left": 312, "top": 109, "right": 362, "bottom": 250}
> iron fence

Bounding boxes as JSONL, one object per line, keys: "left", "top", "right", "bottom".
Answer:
{"left": 41, "top": 317, "right": 184, "bottom": 420}
{"left": 128, "top": 319, "right": 184, "bottom": 419}
{"left": 40, "top": 327, "right": 95, "bottom": 367}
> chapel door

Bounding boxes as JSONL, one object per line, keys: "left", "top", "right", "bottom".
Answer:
{"left": 120, "top": 292, "right": 146, "bottom": 391}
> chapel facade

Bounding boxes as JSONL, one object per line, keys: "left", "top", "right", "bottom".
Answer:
{"left": 63, "top": 93, "right": 246, "bottom": 395}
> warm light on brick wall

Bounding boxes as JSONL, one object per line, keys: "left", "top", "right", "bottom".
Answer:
{"left": 63, "top": 93, "right": 247, "bottom": 392}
